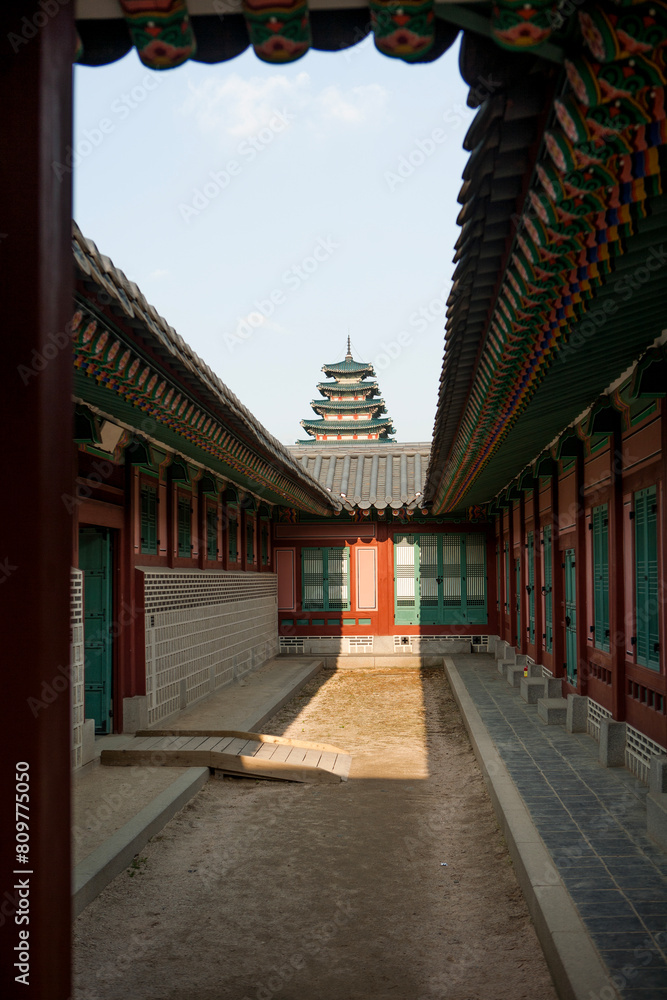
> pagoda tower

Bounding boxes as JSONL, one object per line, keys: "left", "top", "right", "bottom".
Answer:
{"left": 300, "top": 338, "right": 395, "bottom": 442}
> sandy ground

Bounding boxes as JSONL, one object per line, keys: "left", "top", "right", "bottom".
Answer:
{"left": 73, "top": 668, "right": 558, "bottom": 1000}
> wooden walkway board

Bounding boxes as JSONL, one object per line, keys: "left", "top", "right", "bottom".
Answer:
{"left": 102, "top": 732, "right": 352, "bottom": 783}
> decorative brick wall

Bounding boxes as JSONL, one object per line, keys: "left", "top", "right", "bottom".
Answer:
{"left": 140, "top": 569, "right": 279, "bottom": 726}
{"left": 71, "top": 568, "right": 85, "bottom": 769}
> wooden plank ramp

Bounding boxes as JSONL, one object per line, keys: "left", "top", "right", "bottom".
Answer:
{"left": 101, "top": 729, "right": 352, "bottom": 783}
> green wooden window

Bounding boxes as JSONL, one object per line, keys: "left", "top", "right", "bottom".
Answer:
{"left": 246, "top": 519, "right": 255, "bottom": 563}
{"left": 228, "top": 512, "right": 238, "bottom": 562}
{"left": 177, "top": 496, "right": 191, "bottom": 558}
{"left": 527, "top": 531, "right": 535, "bottom": 645}
{"left": 543, "top": 524, "right": 553, "bottom": 653}
{"left": 302, "top": 547, "right": 350, "bottom": 611}
{"left": 393, "top": 533, "right": 487, "bottom": 626}
{"left": 261, "top": 524, "right": 269, "bottom": 566}
{"left": 565, "top": 547, "right": 577, "bottom": 684}
{"left": 592, "top": 504, "right": 610, "bottom": 652}
{"left": 504, "top": 542, "right": 510, "bottom": 615}
{"left": 140, "top": 483, "right": 158, "bottom": 555}
{"left": 206, "top": 506, "right": 218, "bottom": 561}
{"left": 634, "top": 486, "right": 659, "bottom": 670}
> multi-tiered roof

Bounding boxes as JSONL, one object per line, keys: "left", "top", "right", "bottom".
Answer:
{"left": 300, "top": 339, "right": 395, "bottom": 442}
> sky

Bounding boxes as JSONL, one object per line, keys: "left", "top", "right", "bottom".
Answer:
{"left": 73, "top": 32, "right": 471, "bottom": 445}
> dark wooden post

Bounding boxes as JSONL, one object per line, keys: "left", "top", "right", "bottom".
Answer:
{"left": 518, "top": 492, "right": 527, "bottom": 653}
{"left": 610, "top": 418, "right": 626, "bottom": 720}
{"left": 533, "top": 487, "right": 544, "bottom": 665}
{"left": 0, "top": 4, "right": 75, "bottom": 997}
{"left": 575, "top": 445, "right": 588, "bottom": 696}
{"left": 551, "top": 469, "right": 565, "bottom": 678}
{"left": 508, "top": 501, "right": 516, "bottom": 646}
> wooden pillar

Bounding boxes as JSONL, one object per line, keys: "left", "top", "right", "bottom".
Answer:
{"left": 610, "top": 418, "right": 627, "bottom": 719}
{"left": 533, "top": 488, "right": 544, "bottom": 665}
{"left": 518, "top": 493, "right": 527, "bottom": 653}
{"left": 240, "top": 507, "right": 248, "bottom": 571}
{"left": 377, "top": 520, "right": 392, "bottom": 636}
{"left": 508, "top": 502, "right": 516, "bottom": 646}
{"left": 0, "top": 5, "right": 75, "bottom": 997}
{"left": 551, "top": 470, "right": 565, "bottom": 678}
{"left": 575, "top": 447, "right": 588, "bottom": 696}
{"left": 498, "top": 508, "right": 507, "bottom": 641}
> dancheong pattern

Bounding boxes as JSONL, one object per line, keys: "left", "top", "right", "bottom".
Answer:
{"left": 72, "top": 310, "right": 331, "bottom": 515}
{"left": 431, "top": 1, "right": 667, "bottom": 513}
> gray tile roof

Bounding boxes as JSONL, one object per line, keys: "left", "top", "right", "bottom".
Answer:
{"left": 287, "top": 442, "right": 432, "bottom": 510}
{"left": 71, "top": 222, "right": 336, "bottom": 514}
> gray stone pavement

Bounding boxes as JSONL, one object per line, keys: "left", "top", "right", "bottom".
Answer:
{"left": 447, "top": 653, "right": 667, "bottom": 1000}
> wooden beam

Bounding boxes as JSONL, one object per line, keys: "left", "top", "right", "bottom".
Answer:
{"left": 0, "top": 5, "right": 75, "bottom": 997}
{"left": 135, "top": 729, "right": 347, "bottom": 754}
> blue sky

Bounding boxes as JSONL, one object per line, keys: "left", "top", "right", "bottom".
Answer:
{"left": 73, "top": 35, "right": 470, "bottom": 444}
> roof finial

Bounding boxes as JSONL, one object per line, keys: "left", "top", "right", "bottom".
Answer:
{"left": 345, "top": 334, "right": 352, "bottom": 361}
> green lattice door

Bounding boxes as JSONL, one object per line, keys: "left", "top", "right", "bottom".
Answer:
{"left": 564, "top": 548, "right": 577, "bottom": 684}
{"left": 527, "top": 531, "right": 535, "bottom": 645}
{"left": 79, "top": 526, "right": 113, "bottom": 734}
{"left": 394, "top": 533, "right": 487, "bottom": 626}
{"left": 543, "top": 525, "right": 553, "bottom": 652}
{"left": 634, "top": 486, "right": 659, "bottom": 669}
{"left": 420, "top": 533, "right": 442, "bottom": 624}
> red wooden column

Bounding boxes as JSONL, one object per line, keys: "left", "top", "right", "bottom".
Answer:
{"left": 508, "top": 501, "right": 516, "bottom": 646}
{"left": 0, "top": 5, "right": 75, "bottom": 997}
{"left": 532, "top": 486, "right": 544, "bottom": 665}
{"left": 518, "top": 492, "right": 527, "bottom": 653}
{"left": 575, "top": 446, "right": 588, "bottom": 696}
{"left": 610, "top": 418, "right": 627, "bottom": 719}
{"left": 551, "top": 468, "right": 565, "bottom": 678}
{"left": 497, "top": 507, "right": 507, "bottom": 642}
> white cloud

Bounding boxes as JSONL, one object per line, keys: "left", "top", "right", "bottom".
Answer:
{"left": 180, "top": 72, "right": 389, "bottom": 141}
{"left": 149, "top": 268, "right": 170, "bottom": 280}
{"left": 317, "top": 83, "right": 389, "bottom": 125}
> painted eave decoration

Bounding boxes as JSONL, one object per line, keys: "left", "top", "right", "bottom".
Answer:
{"left": 71, "top": 223, "right": 337, "bottom": 515}
{"left": 490, "top": 339, "right": 667, "bottom": 509}
{"left": 425, "top": 0, "right": 667, "bottom": 515}
{"left": 74, "top": 0, "right": 567, "bottom": 69}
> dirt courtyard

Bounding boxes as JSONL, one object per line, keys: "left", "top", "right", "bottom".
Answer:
{"left": 73, "top": 667, "right": 558, "bottom": 1000}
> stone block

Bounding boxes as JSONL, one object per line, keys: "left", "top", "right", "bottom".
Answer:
{"left": 123, "top": 695, "right": 148, "bottom": 734}
{"left": 497, "top": 658, "right": 510, "bottom": 678}
{"left": 81, "top": 719, "right": 96, "bottom": 766}
{"left": 599, "top": 718, "right": 626, "bottom": 767}
{"left": 516, "top": 654, "right": 528, "bottom": 666}
{"left": 520, "top": 676, "right": 547, "bottom": 704}
{"left": 506, "top": 664, "right": 526, "bottom": 688}
{"left": 373, "top": 635, "right": 395, "bottom": 655}
{"left": 538, "top": 698, "right": 568, "bottom": 725}
{"left": 649, "top": 754, "right": 667, "bottom": 795}
{"left": 566, "top": 694, "right": 588, "bottom": 734}
{"left": 546, "top": 677, "right": 563, "bottom": 698}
